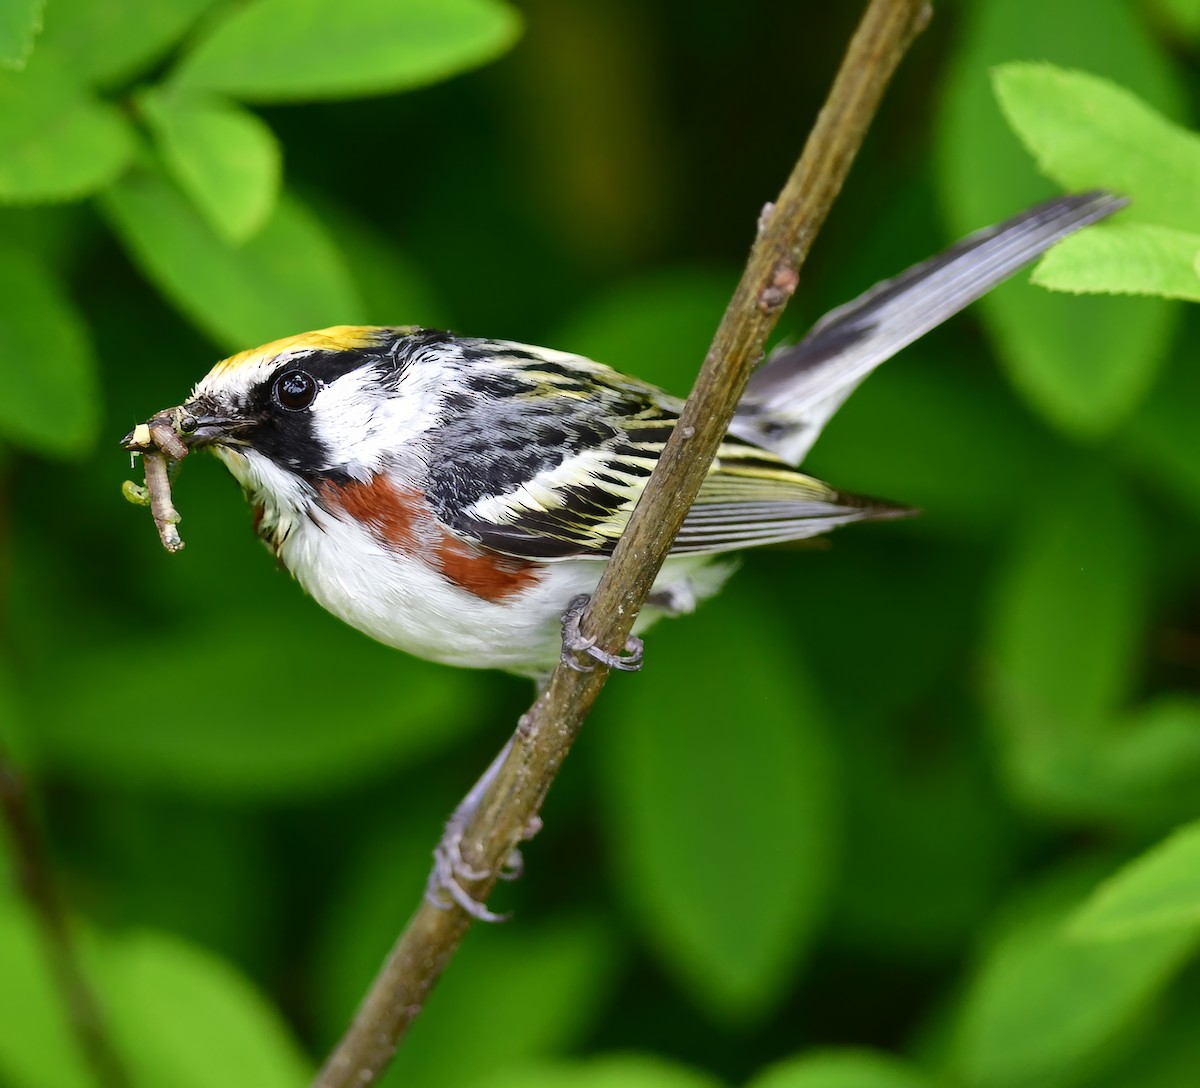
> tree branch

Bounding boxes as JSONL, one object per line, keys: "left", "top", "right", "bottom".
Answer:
{"left": 313, "top": 2, "right": 931, "bottom": 1084}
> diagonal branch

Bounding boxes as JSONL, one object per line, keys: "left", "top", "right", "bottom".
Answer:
{"left": 313, "top": 2, "right": 931, "bottom": 1084}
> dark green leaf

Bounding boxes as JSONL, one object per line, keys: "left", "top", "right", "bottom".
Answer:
{"left": 0, "top": 246, "right": 99, "bottom": 456}
{"left": 463, "top": 1056, "right": 723, "bottom": 1088}
{"left": 174, "top": 0, "right": 521, "bottom": 103}
{"left": 38, "top": 0, "right": 214, "bottom": 86}
{"left": 0, "top": 49, "right": 133, "bottom": 202}
{"left": 101, "top": 159, "right": 363, "bottom": 350}
{"left": 596, "top": 588, "right": 836, "bottom": 1022}
{"left": 1032, "top": 223, "right": 1200, "bottom": 301}
{"left": 748, "top": 1050, "right": 937, "bottom": 1088}
{"left": 34, "top": 616, "right": 488, "bottom": 798}
{"left": 0, "top": 0, "right": 43, "bottom": 69}
{"left": 1071, "top": 821, "right": 1200, "bottom": 939}
{"left": 935, "top": 0, "right": 1183, "bottom": 436}
{"left": 140, "top": 89, "right": 282, "bottom": 243}
{"left": 993, "top": 64, "right": 1200, "bottom": 232}
{"left": 984, "top": 467, "right": 1146, "bottom": 750}
{"left": 950, "top": 888, "right": 1195, "bottom": 1088}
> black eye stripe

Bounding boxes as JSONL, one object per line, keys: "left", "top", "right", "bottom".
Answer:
{"left": 273, "top": 370, "right": 318, "bottom": 412}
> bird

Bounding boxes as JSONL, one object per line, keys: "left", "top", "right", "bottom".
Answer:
{"left": 124, "top": 191, "right": 1124, "bottom": 680}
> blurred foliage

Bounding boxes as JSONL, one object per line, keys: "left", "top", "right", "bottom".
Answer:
{"left": 2, "top": 0, "right": 1200, "bottom": 1086}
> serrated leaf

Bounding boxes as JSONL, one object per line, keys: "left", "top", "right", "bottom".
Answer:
{"left": 935, "top": 0, "right": 1183, "bottom": 436}
{"left": 464, "top": 1056, "right": 723, "bottom": 1088}
{"left": 101, "top": 159, "right": 363, "bottom": 350}
{"left": 1071, "top": 822, "right": 1200, "bottom": 940}
{"left": 140, "top": 89, "right": 281, "bottom": 242}
{"left": 951, "top": 894, "right": 1196, "bottom": 1088}
{"left": 0, "top": 246, "right": 99, "bottom": 456}
{"left": 0, "top": 0, "right": 43, "bottom": 69}
{"left": 993, "top": 64, "right": 1200, "bottom": 233}
{"left": 748, "top": 1050, "right": 937, "bottom": 1088}
{"left": 103, "top": 931, "right": 310, "bottom": 1088}
{"left": 1032, "top": 222, "right": 1200, "bottom": 301}
{"left": 0, "top": 49, "right": 133, "bottom": 202}
{"left": 596, "top": 590, "right": 836, "bottom": 1023}
{"left": 38, "top": 0, "right": 214, "bottom": 86}
{"left": 175, "top": 0, "right": 521, "bottom": 103}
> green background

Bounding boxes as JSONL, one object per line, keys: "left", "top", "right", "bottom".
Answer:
{"left": 3, "top": 0, "right": 1200, "bottom": 1086}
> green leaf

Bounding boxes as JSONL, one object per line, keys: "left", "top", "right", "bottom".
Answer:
{"left": 38, "top": 0, "right": 214, "bottom": 86}
{"left": 0, "top": 49, "right": 134, "bottom": 202}
{"left": 1071, "top": 822, "right": 1200, "bottom": 940}
{"left": 103, "top": 931, "right": 310, "bottom": 1088}
{"left": 552, "top": 269, "right": 734, "bottom": 395}
{"left": 174, "top": 0, "right": 522, "bottom": 103}
{"left": 1121, "top": 344, "right": 1200, "bottom": 518}
{"left": 0, "top": 246, "right": 99, "bottom": 456}
{"left": 1032, "top": 223, "right": 1200, "bottom": 301}
{"left": 984, "top": 468, "right": 1146, "bottom": 745}
{"left": 993, "top": 64, "right": 1200, "bottom": 233}
{"left": 34, "top": 616, "right": 488, "bottom": 797}
{"left": 596, "top": 588, "right": 836, "bottom": 1022}
{"left": 935, "top": 0, "right": 1183, "bottom": 436}
{"left": 950, "top": 875, "right": 1198, "bottom": 1088}
{"left": 140, "top": 89, "right": 281, "bottom": 242}
{"left": 0, "top": 900, "right": 310, "bottom": 1088}
{"left": 463, "top": 1056, "right": 723, "bottom": 1088}
{"left": 748, "top": 1050, "right": 937, "bottom": 1088}
{"left": 0, "top": 897, "right": 95, "bottom": 1088}
{"left": 0, "top": 0, "right": 43, "bottom": 69}
{"left": 101, "top": 159, "right": 364, "bottom": 351}
{"left": 1153, "top": 0, "right": 1200, "bottom": 39}
{"left": 381, "top": 918, "right": 619, "bottom": 1088}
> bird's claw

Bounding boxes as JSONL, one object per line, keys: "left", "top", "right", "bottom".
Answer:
{"left": 560, "top": 594, "right": 644, "bottom": 672}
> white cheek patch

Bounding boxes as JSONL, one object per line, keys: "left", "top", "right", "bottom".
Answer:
{"left": 310, "top": 363, "right": 446, "bottom": 477}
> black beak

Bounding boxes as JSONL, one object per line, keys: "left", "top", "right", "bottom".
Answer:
{"left": 122, "top": 397, "right": 256, "bottom": 456}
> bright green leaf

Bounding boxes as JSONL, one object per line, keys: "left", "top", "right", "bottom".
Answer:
{"left": 464, "top": 1055, "right": 723, "bottom": 1088}
{"left": 140, "top": 89, "right": 281, "bottom": 242}
{"left": 993, "top": 64, "right": 1200, "bottom": 233}
{"left": 103, "top": 931, "right": 310, "bottom": 1088}
{"left": 0, "top": 49, "right": 133, "bottom": 202}
{"left": 101, "top": 160, "right": 363, "bottom": 350}
{"left": 1071, "top": 822, "right": 1200, "bottom": 940}
{"left": 748, "top": 1050, "right": 937, "bottom": 1088}
{"left": 935, "top": 0, "right": 1183, "bottom": 436}
{"left": 0, "top": 897, "right": 95, "bottom": 1088}
{"left": 0, "top": 246, "right": 99, "bottom": 456}
{"left": 175, "top": 0, "right": 522, "bottom": 103}
{"left": 38, "top": 0, "right": 214, "bottom": 86}
{"left": 1032, "top": 222, "right": 1200, "bottom": 301}
{"left": 950, "top": 872, "right": 1198, "bottom": 1088}
{"left": 0, "top": 0, "right": 43, "bottom": 69}
{"left": 596, "top": 588, "right": 836, "bottom": 1022}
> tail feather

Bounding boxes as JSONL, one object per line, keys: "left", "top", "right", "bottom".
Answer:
{"left": 732, "top": 190, "right": 1128, "bottom": 465}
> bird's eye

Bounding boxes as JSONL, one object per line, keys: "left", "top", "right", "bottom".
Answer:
{"left": 273, "top": 370, "right": 318, "bottom": 412}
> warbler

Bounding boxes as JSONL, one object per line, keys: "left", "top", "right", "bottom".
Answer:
{"left": 125, "top": 192, "right": 1122, "bottom": 678}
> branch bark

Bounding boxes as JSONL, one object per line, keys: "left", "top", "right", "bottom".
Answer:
{"left": 314, "top": 2, "right": 931, "bottom": 1084}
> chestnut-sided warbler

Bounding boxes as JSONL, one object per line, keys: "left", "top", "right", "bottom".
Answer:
{"left": 124, "top": 192, "right": 1122, "bottom": 678}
